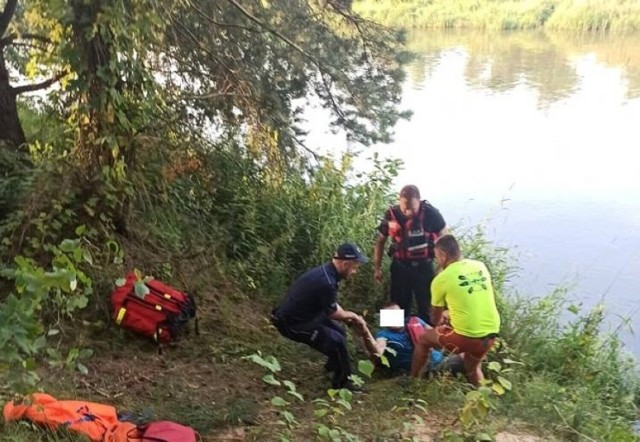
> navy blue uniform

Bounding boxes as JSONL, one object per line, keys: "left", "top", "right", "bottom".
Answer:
{"left": 272, "top": 262, "right": 352, "bottom": 388}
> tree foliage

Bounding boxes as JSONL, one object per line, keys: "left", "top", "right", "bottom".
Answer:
{"left": 0, "top": 0, "right": 410, "bottom": 390}
{"left": 0, "top": 0, "right": 410, "bottom": 232}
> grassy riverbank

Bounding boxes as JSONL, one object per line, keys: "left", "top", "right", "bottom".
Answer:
{"left": 354, "top": 0, "right": 640, "bottom": 33}
{"left": 1, "top": 224, "right": 638, "bottom": 441}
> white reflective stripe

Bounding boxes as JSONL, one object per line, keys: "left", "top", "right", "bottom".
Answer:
{"left": 407, "top": 243, "right": 428, "bottom": 251}
{"left": 322, "top": 264, "right": 332, "bottom": 285}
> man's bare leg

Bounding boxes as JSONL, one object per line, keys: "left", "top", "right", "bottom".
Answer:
{"left": 410, "top": 328, "right": 441, "bottom": 377}
{"left": 462, "top": 353, "right": 484, "bottom": 386}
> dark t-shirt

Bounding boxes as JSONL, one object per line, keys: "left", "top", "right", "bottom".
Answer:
{"left": 377, "top": 201, "right": 446, "bottom": 238}
{"left": 273, "top": 262, "right": 340, "bottom": 324}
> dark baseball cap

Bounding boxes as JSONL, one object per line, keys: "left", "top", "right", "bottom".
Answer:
{"left": 334, "top": 243, "right": 369, "bottom": 263}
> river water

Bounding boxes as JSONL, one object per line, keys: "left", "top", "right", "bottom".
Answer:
{"left": 307, "top": 29, "right": 640, "bottom": 358}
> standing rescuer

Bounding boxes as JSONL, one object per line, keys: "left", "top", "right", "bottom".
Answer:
{"left": 271, "top": 243, "right": 369, "bottom": 391}
{"left": 373, "top": 185, "right": 448, "bottom": 324}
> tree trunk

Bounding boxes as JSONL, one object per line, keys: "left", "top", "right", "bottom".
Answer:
{"left": 0, "top": 51, "right": 26, "bottom": 148}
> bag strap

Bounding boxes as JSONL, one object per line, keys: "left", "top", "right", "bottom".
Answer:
{"left": 126, "top": 426, "right": 168, "bottom": 442}
{"left": 126, "top": 424, "right": 202, "bottom": 442}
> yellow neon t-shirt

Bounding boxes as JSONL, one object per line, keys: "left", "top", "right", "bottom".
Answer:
{"left": 431, "top": 259, "right": 500, "bottom": 338}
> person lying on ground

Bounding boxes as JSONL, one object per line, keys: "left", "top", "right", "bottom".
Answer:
{"left": 271, "top": 243, "right": 369, "bottom": 392}
{"left": 355, "top": 303, "right": 465, "bottom": 377}
{"left": 410, "top": 234, "right": 501, "bottom": 386}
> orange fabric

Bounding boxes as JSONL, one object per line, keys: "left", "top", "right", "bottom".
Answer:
{"left": 106, "top": 422, "right": 141, "bottom": 441}
{"left": 3, "top": 393, "right": 136, "bottom": 442}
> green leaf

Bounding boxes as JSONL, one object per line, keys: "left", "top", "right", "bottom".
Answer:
{"left": 283, "top": 380, "right": 296, "bottom": 392}
{"left": 503, "top": 358, "right": 525, "bottom": 366}
{"left": 282, "top": 411, "right": 296, "bottom": 423}
{"left": 262, "top": 374, "right": 281, "bottom": 386}
{"left": 66, "top": 348, "right": 79, "bottom": 365}
{"left": 476, "top": 432, "right": 492, "bottom": 441}
{"left": 287, "top": 391, "right": 304, "bottom": 402}
{"left": 70, "top": 295, "right": 89, "bottom": 310}
{"left": 79, "top": 349, "right": 94, "bottom": 359}
{"left": 115, "top": 278, "right": 126, "bottom": 287}
{"left": 338, "top": 388, "right": 352, "bottom": 403}
{"left": 77, "top": 363, "right": 89, "bottom": 375}
{"left": 466, "top": 390, "right": 482, "bottom": 401}
{"left": 75, "top": 225, "right": 87, "bottom": 236}
{"left": 47, "top": 329, "right": 60, "bottom": 336}
{"left": 327, "top": 389, "right": 339, "bottom": 399}
{"left": 265, "top": 356, "right": 282, "bottom": 372}
{"left": 567, "top": 304, "right": 580, "bottom": 314}
{"left": 271, "top": 396, "right": 288, "bottom": 407}
{"left": 357, "top": 359, "right": 374, "bottom": 378}
{"left": 134, "top": 281, "right": 150, "bottom": 298}
{"left": 348, "top": 374, "right": 364, "bottom": 387}
{"left": 380, "top": 354, "right": 390, "bottom": 368}
{"left": 245, "top": 353, "right": 281, "bottom": 373}
{"left": 492, "top": 383, "right": 505, "bottom": 395}
{"left": 314, "top": 409, "right": 328, "bottom": 418}
{"left": 82, "top": 250, "right": 94, "bottom": 266}
{"left": 497, "top": 376, "right": 512, "bottom": 391}
{"left": 59, "top": 239, "right": 80, "bottom": 253}
{"left": 487, "top": 361, "right": 501, "bottom": 372}
{"left": 384, "top": 347, "right": 397, "bottom": 356}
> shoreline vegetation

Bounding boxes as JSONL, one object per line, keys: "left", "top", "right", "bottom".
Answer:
{"left": 354, "top": 0, "right": 640, "bottom": 33}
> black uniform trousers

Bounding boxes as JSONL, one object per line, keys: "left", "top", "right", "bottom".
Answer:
{"left": 390, "top": 259, "right": 435, "bottom": 324}
{"left": 272, "top": 315, "right": 352, "bottom": 388}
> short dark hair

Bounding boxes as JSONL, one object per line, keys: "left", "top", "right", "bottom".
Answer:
{"left": 399, "top": 185, "right": 420, "bottom": 201}
{"left": 434, "top": 234, "right": 461, "bottom": 259}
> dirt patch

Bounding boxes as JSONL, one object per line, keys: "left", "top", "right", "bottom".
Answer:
{"left": 496, "top": 432, "right": 545, "bottom": 442}
{"left": 208, "top": 427, "right": 247, "bottom": 441}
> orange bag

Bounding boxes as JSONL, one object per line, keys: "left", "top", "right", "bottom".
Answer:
{"left": 3, "top": 393, "right": 139, "bottom": 442}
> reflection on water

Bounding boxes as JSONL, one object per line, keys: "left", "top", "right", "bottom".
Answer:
{"left": 386, "top": 29, "right": 640, "bottom": 357}
{"left": 406, "top": 29, "right": 640, "bottom": 105}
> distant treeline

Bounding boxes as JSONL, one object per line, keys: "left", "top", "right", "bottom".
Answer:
{"left": 354, "top": 0, "right": 640, "bottom": 33}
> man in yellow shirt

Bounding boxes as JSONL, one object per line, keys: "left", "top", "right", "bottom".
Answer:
{"left": 410, "top": 234, "right": 500, "bottom": 385}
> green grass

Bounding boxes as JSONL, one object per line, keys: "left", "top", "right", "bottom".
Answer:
{"left": 354, "top": 0, "right": 640, "bottom": 33}
{"left": 1, "top": 290, "right": 638, "bottom": 441}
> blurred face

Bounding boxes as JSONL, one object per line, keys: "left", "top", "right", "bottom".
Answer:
{"left": 336, "top": 260, "right": 361, "bottom": 279}
{"left": 385, "top": 303, "right": 404, "bottom": 332}
{"left": 399, "top": 197, "right": 420, "bottom": 217}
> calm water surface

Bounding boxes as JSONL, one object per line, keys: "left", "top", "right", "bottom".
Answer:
{"left": 307, "top": 29, "right": 640, "bottom": 357}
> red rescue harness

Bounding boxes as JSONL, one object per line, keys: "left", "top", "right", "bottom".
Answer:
{"left": 387, "top": 202, "right": 436, "bottom": 260}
